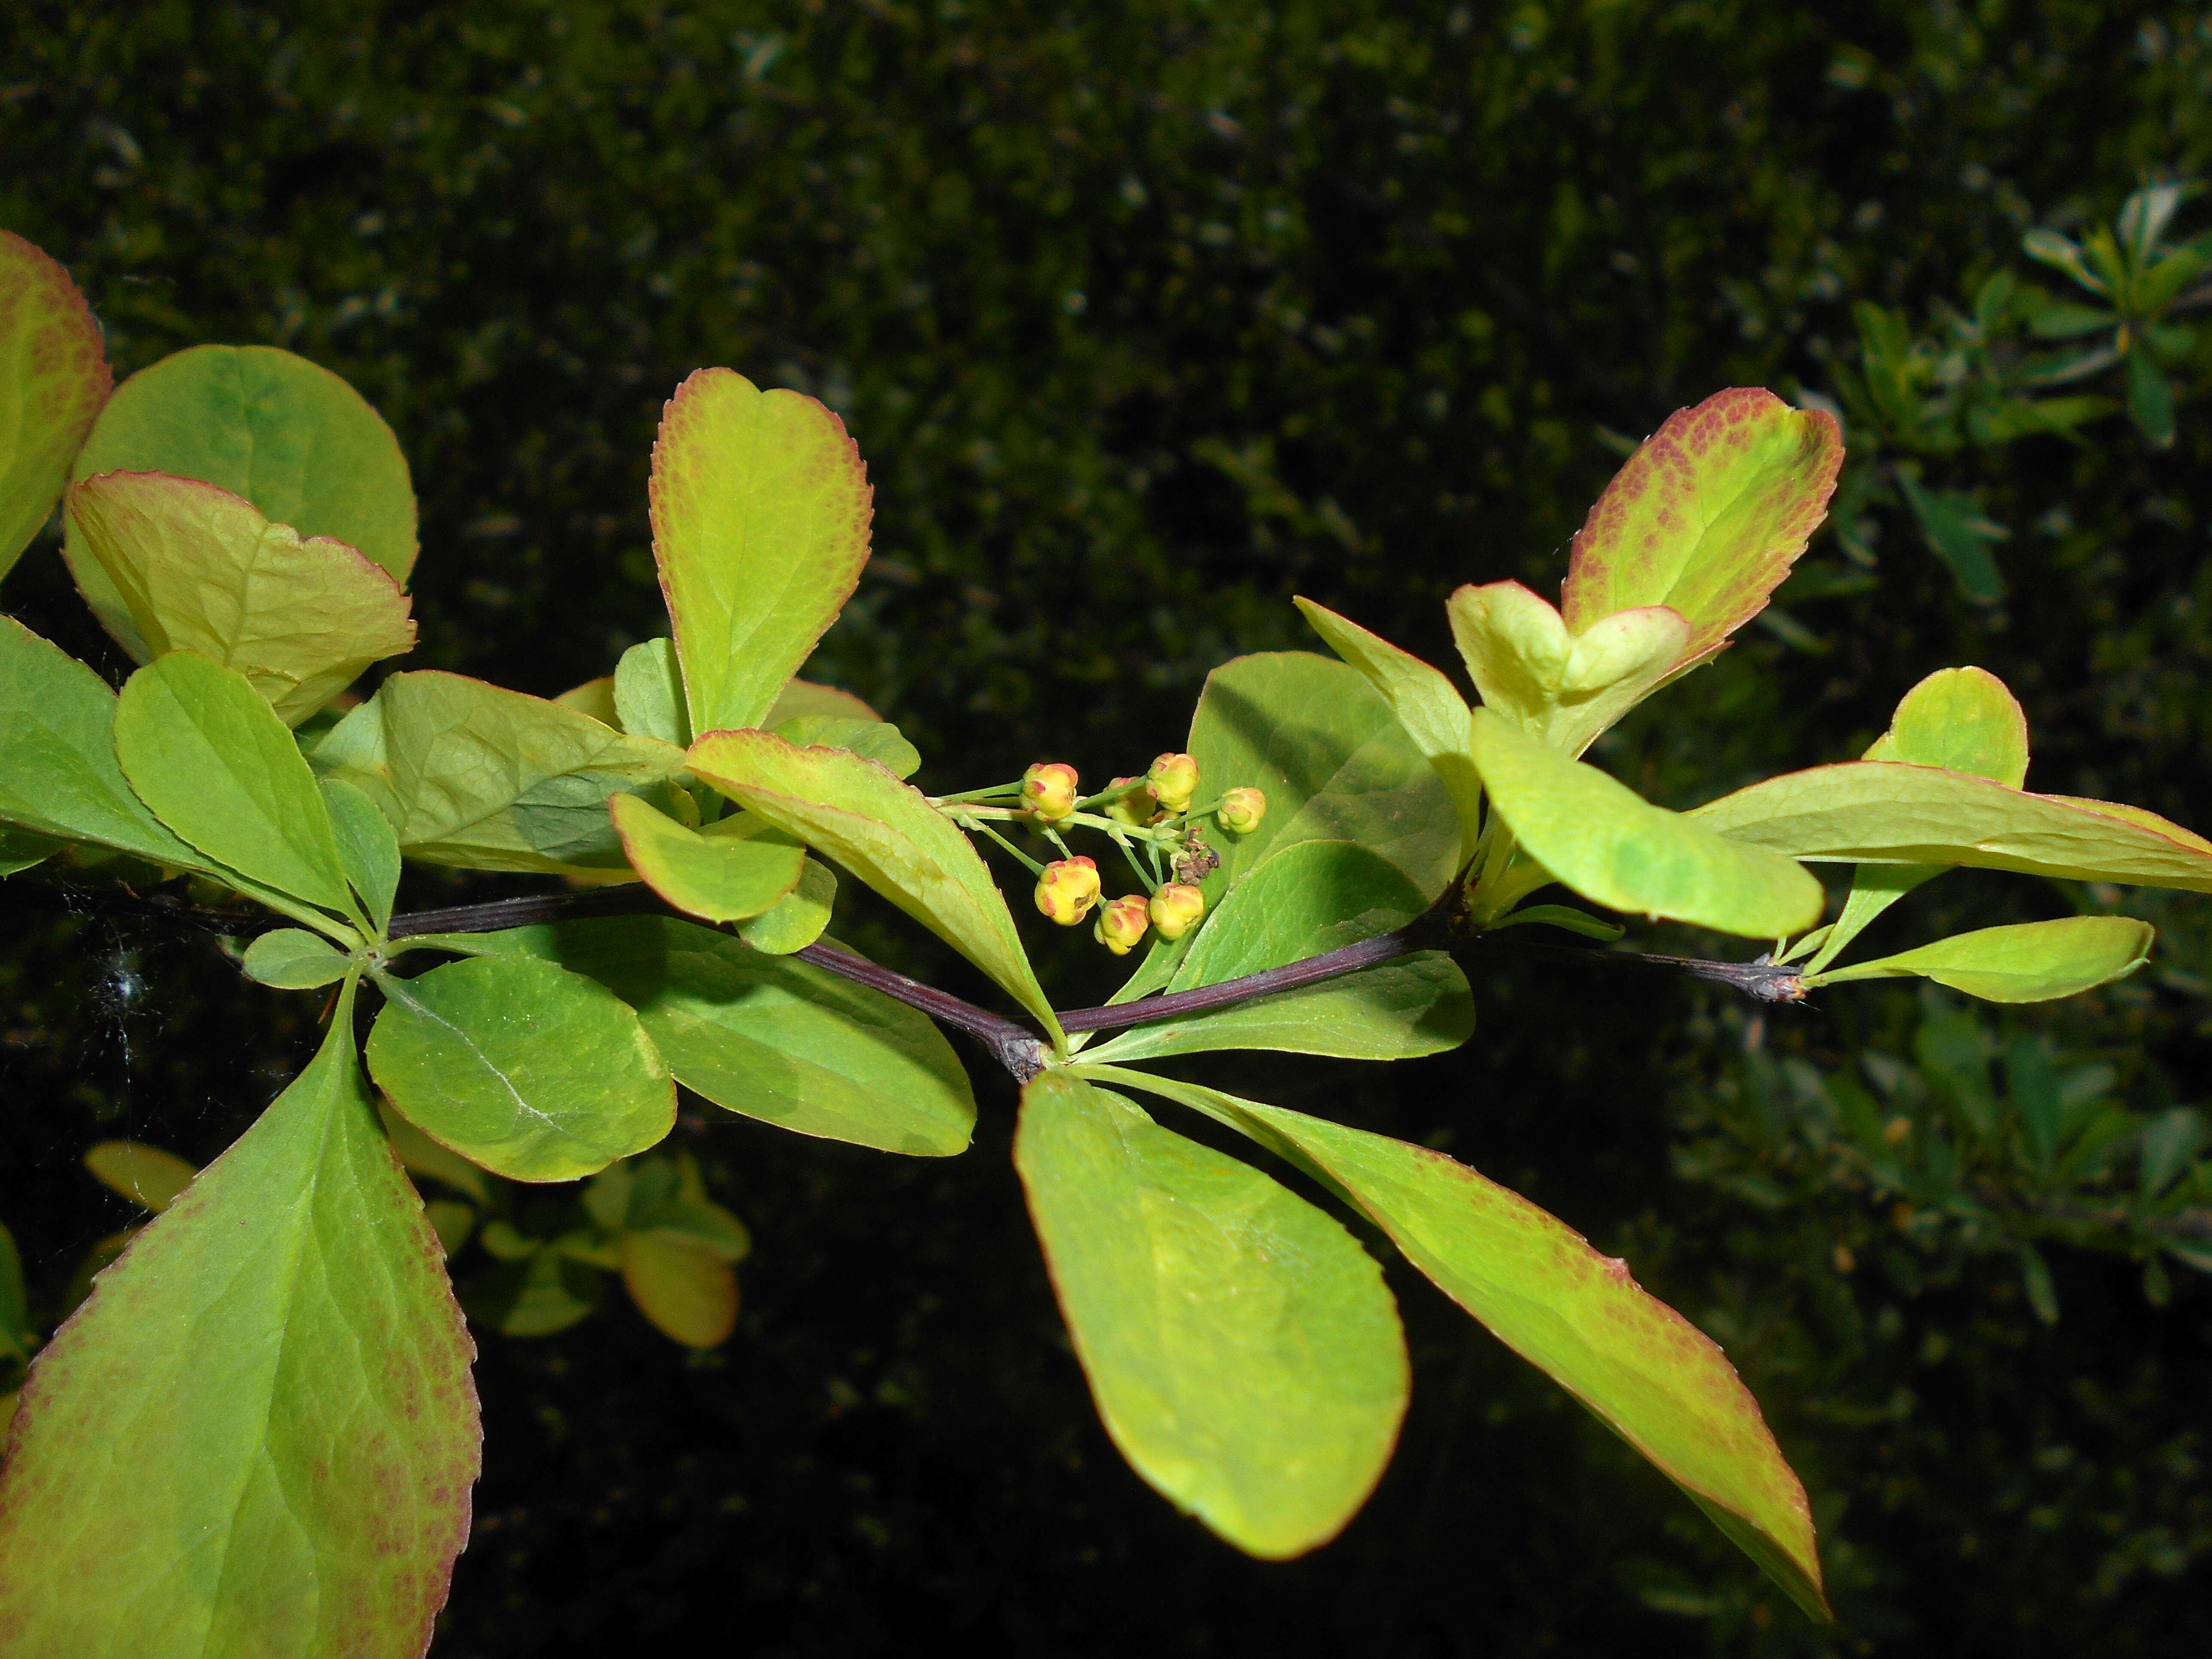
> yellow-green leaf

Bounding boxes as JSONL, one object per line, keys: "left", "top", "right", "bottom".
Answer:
{"left": 1013, "top": 1071, "right": 1408, "bottom": 1560}
{"left": 0, "top": 983, "right": 480, "bottom": 1657}
{"left": 241, "top": 927, "right": 354, "bottom": 989}
{"left": 609, "top": 791, "right": 807, "bottom": 922}
{"left": 0, "top": 229, "right": 110, "bottom": 581}
{"left": 82, "top": 1140, "right": 196, "bottom": 1213}
{"left": 612, "top": 636, "right": 689, "bottom": 747}
{"left": 735, "top": 856, "right": 837, "bottom": 954}
{"left": 1445, "top": 579, "right": 1690, "bottom": 758}
{"left": 67, "top": 471, "right": 415, "bottom": 721}
{"left": 687, "top": 729, "right": 1061, "bottom": 1044}
{"left": 1562, "top": 388, "right": 1842, "bottom": 664}
{"left": 649, "top": 369, "right": 872, "bottom": 734}
{"left": 1469, "top": 708, "right": 1823, "bottom": 937}
{"left": 621, "top": 1231, "right": 738, "bottom": 1349}
{"left": 1805, "top": 915, "right": 2153, "bottom": 1002}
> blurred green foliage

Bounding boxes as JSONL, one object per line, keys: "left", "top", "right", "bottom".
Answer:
{"left": 3, "top": 1, "right": 2212, "bottom": 1654}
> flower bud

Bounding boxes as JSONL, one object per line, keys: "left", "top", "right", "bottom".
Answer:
{"left": 1217, "top": 787, "right": 1267, "bottom": 835}
{"left": 1146, "top": 751, "right": 1200, "bottom": 815}
{"left": 1094, "top": 894, "right": 1151, "bottom": 956}
{"left": 1148, "top": 883, "right": 1206, "bottom": 941}
{"left": 1033, "top": 856, "right": 1101, "bottom": 926}
{"left": 1022, "top": 762, "right": 1080, "bottom": 821}
{"left": 1103, "top": 776, "right": 1151, "bottom": 827}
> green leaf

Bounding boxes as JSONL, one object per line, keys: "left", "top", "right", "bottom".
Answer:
{"left": 687, "top": 728, "right": 1062, "bottom": 1045}
{"left": 0, "top": 617, "right": 215, "bottom": 868}
{"left": 1807, "top": 667, "right": 2029, "bottom": 973}
{"left": 114, "top": 650, "right": 357, "bottom": 919}
{"left": 610, "top": 792, "right": 807, "bottom": 922}
{"left": 0, "top": 230, "right": 110, "bottom": 581}
{"left": 66, "top": 471, "right": 416, "bottom": 722}
{"left": 0, "top": 982, "right": 480, "bottom": 1656}
{"left": 735, "top": 856, "right": 837, "bottom": 954}
{"left": 367, "top": 954, "right": 675, "bottom": 1182}
{"left": 1896, "top": 468, "right": 2008, "bottom": 604}
{"left": 82, "top": 1139, "right": 197, "bottom": 1212}
{"left": 2023, "top": 228, "right": 2108, "bottom": 297}
{"left": 1187, "top": 650, "right": 1460, "bottom": 908}
{"left": 322, "top": 775, "right": 401, "bottom": 935}
{"left": 242, "top": 927, "right": 354, "bottom": 989}
{"left": 2029, "top": 302, "right": 2119, "bottom": 340}
{"left": 1293, "top": 599, "right": 1483, "bottom": 864}
{"left": 0, "top": 1220, "right": 28, "bottom": 1361}
{"left": 621, "top": 1232, "right": 739, "bottom": 1349}
{"left": 0, "top": 826, "right": 61, "bottom": 877}
{"left": 463, "top": 1250, "right": 601, "bottom": 1337}
{"left": 769, "top": 714, "right": 921, "bottom": 779}
{"left": 1445, "top": 579, "right": 1689, "bottom": 759}
{"left": 1689, "top": 762, "right": 2212, "bottom": 892}
{"left": 1469, "top": 708, "right": 1823, "bottom": 938}
{"left": 65, "top": 345, "right": 417, "bottom": 658}
{"left": 313, "top": 670, "right": 688, "bottom": 874}
{"left": 1013, "top": 1071, "right": 1408, "bottom": 1560}
{"left": 765, "top": 675, "right": 881, "bottom": 724}
{"left": 1483, "top": 903, "right": 1626, "bottom": 941}
{"left": 613, "top": 636, "right": 690, "bottom": 747}
{"left": 1081, "top": 953, "right": 1473, "bottom": 1065}
{"left": 1804, "top": 916, "right": 2154, "bottom": 1002}
{"left": 1560, "top": 388, "right": 1842, "bottom": 664}
{"left": 449, "top": 916, "right": 976, "bottom": 1157}
{"left": 1171, "top": 839, "right": 1426, "bottom": 990}
{"left": 650, "top": 369, "right": 872, "bottom": 734}
{"left": 551, "top": 674, "right": 619, "bottom": 725}
{"left": 377, "top": 1101, "right": 491, "bottom": 1205}
{"left": 2125, "top": 347, "right": 2176, "bottom": 448}
{"left": 1096, "top": 1071, "right": 1828, "bottom": 1620}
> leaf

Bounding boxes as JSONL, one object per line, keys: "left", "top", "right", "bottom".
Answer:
{"left": 367, "top": 954, "right": 675, "bottom": 1182}
{"left": 0, "top": 617, "right": 216, "bottom": 868}
{"left": 613, "top": 636, "right": 690, "bottom": 747}
{"left": 1804, "top": 916, "right": 2154, "bottom": 1002}
{"left": 1560, "top": 388, "right": 1842, "bottom": 665}
{"left": 447, "top": 916, "right": 976, "bottom": 1157}
{"left": 621, "top": 1232, "right": 738, "bottom": 1349}
{"left": 1081, "top": 953, "right": 1473, "bottom": 1065}
{"left": 2023, "top": 228, "right": 2108, "bottom": 296}
{"left": 0, "top": 983, "right": 480, "bottom": 1657}
{"left": 0, "top": 1220, "right": 28, "bottom": 1361}
{"left": 609, "top": 792, "right": 807, "bottom": 922}
{"left": 1469, "top": 708, "right": 1823, "bottom": 937}
{"left": 377, "top": 1100, "right": 491, "bottom": 1205}
{"left": 765, "top": 676, "right": 881, "bottom": 725}
{"left": 687, "top": 729, "right": 1062, "bottom": 1044}
{"left": 1444, "top": 580, "right": 1690, "bottom": 759}
{"left": 735, "top": 856, "right": 837, "bottom": 954}
{"left": 650, "top": 369, "right": 872, "bottom": 734}
{"left": 114, "top": 650, "right": 357, "bottom": 919}
{"left": 82, "top": 1140, "right": 197, "bottom": 1212}
{"left": 1171, "top": 839, "right": 1427, "bottom": 990}
{"left": 64, "top": 345, "right": 417, "bottom": 659}
{"left": 66, "top": 471, "right": 416, "bottom": 722}
{"left": 1293, "top": 599, "right": 1483, "bottom": 863}
{"left": 0, "top": 230, "right": 111, "bottom": 581}
{"left": 1098, "top": 1072, "right": 1828, "bottom": 1620}
{"left": 322, "top": 775, "right": 401, "bottom": 935}
{"left": 1483, "top": 904, "right": 1626, "bottom": 941}
{"left": 314, "top": 670, "right": 687, "bottom": 874}
{"left": 770, "top": 714, "right": 921, "bottom": 779}
{"left": 2125, "top": 348, "right": 2176, "bottom": 448}
{"left": 551, "top": 674, "right": 619, "bottom": 724}
{"left": 1896, "top": 468, "right": 2007, "bottom": 604}
{"left": 463, "top": 1250, "right": 600, "bottom": 1338}
{"left": 1187, "top": 650, "right": 1460, "bottom": 908}
{"left": 0, "top": 826, "right": 61, "bottom": 876}
{"left": 1689, "top": 762, "right": 2212, "bottom": 892}
{"left": 242, "top": 927, "right": 354, "bottom": 989}
{"left": 1012, "top": 1071, "right": 1409, "bottom": 1560}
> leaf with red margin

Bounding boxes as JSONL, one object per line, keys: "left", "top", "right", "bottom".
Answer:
{"left": 650, "top": 370, "right": 872, "bottom": 736}
{"left": 1086, "top": 1068, "right": 1830, "bottom": 1621}
{"left": 1562, "top": 388, "right": 1841, "bottom": 664}
{"left": 0, "top": 230, "right": 111, "bottom": 581}
{"left": 0, "top": 978, "right": 481, "bottom": 1658}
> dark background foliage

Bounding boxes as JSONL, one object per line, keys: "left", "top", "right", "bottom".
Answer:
{"left": 3, "top": 1, "right": 2210, "bottom": 1653}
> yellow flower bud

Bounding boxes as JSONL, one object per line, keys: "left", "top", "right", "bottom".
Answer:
{"left": 1148, "top": 883, "right": 1206, "bottom": 940}
{"left": 1103, "top": 776, "right": 1151, "bottom": 827}
{"left": 1146, "top": 751, "right": 1200, "bottom": 815}
{"left": 1033, "top": 856, "right": 1101, "bottom": 926}
{"left": 1094, "top": 894, "right": 1151, "bottom": 955}
{"left": 1217, "top": 786, "right": 1267, "bottom": 835}
{"left": 1022, "top": 762, "right": 1080, "bottom": 821}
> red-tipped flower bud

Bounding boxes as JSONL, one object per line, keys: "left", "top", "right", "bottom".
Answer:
{"left": 1148, "top": 883, "right": 1206, "bottom": 941}
{"left": 1146, "top": 751, "right": 1200, "bottom": 815}
{"left": 1033, "top": 856, "right": 1101, "bottom": 926}
{"left": 1094, "top": 894, "right": 1151, "bottom": 956}
{"left": 1022, "top": 762, "right": 1080, "bottom": 821}
{"left": 1103, "top": 776, "right": 1151, "bottom": 827}
{"left": 1217, "top": 786, "right": 1267, "bottom": 835}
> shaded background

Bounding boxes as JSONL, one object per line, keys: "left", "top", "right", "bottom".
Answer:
{"left": 3, "top": 2, "right": 2210, "bottom": 1653}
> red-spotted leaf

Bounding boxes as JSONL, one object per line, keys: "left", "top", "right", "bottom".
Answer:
{"left": 0, "top": 230, "right": 111, "bottom": 581}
